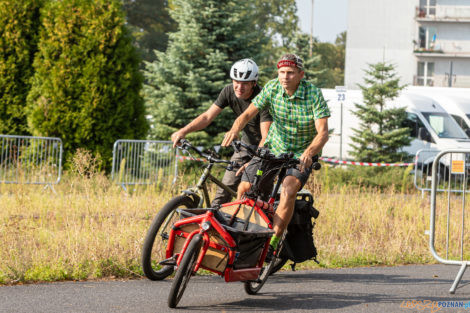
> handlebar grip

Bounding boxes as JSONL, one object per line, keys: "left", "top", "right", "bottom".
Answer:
{"left": 312, "top": 162, "right": 321, "bottom": 171}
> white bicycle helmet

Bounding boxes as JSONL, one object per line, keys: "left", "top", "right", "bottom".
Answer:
{"left": 230, "top": 59, "right": 259, "bottom": 81}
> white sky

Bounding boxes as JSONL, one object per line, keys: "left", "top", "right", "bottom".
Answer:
{"left": 295, "top": 0, "right": 348, "bottom": 43}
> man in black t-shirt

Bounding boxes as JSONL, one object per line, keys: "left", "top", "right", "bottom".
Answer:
{"left": 171, "top": 59, "right": 272, "bottom": 206}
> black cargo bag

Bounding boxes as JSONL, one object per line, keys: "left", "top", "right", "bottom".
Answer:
{"left": 281, "top": 193, "right": 319, "bottom": 263}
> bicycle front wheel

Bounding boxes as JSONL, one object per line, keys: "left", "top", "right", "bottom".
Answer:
{"left": 168, "top": 234, "right": 202, "bottom": 308}
{"left": 141, "top": 195, "right": 197, "bottom": 281}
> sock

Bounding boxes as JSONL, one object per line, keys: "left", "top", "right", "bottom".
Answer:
{"left": 270, "top": 235, "right": 280, "bottom": 249}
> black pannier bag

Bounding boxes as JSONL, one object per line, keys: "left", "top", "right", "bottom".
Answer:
{"left": 280, "top": 192, "right": 319, "bottom": 263}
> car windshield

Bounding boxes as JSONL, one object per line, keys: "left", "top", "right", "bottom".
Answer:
{"left": 422, "top": 112, "right": 468, "bottom": 139}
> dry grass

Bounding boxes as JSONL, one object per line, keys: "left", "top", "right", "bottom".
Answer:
{"left": 1, "top": 158, "right": 469, "bottom": 284}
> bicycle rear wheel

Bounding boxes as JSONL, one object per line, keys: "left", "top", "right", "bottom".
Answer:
{"left": 244, "top": 238, "right": 287, "bottom": 294}
{"left": 141, "top": 195, "right": 197, "bottom": 281}
{"left": 168, "top": 234, "right": 202, "bottom": 308}
{"left": 269, "top": 256, "right": 288, "bottom": 275}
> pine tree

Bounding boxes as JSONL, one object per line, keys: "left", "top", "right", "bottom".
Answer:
{"left": 27, "top": 0, "right": 148, "bottom": 169}
{"left": 143, "top": 0, "right": 266, "bottom": 147}
{"left": 122, "top": 0, "right": 176, "bottom": 62}
{"left": 350, "top": 62, "right": 411, "bottom": 162}
{"left": 0, "top": 0, "right": 42, "bottom": 135}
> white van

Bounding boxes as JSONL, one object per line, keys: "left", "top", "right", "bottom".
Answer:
{"left": 407, "top": 86, "right": 470, "bottom": 135}
{"left": 321, "top": 89, "right": 470, "bottom": 163}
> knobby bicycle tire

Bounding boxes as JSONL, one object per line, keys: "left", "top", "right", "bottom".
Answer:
{"left": 141, "top": 195, "right": 197, "bottom": 281}
{"left": 269, "top": 256, "right": 289, "bottom": 275}
{"left": 168, "top": 234, "right": 202, "bottom": 308}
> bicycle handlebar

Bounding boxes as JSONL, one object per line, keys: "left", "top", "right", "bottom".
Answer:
{"left": 231, "top": 140, "right": 321, "bottom": 171}
{"left": 178, "top": 139, "right": 238, "bottom": 169}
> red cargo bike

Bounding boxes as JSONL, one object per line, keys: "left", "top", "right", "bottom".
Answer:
{"left": 163, "top": 141, "right": 321, "bottom": 308}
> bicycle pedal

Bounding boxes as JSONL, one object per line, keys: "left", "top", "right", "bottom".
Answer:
{"left": 159, "top": 257, "right": 177, "bottom": 266}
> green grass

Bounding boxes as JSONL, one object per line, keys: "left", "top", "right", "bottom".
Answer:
{"left": 0, "top": 162, "right": 461, "bottom": 284}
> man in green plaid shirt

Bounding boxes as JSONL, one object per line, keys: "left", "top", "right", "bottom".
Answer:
{"left": 221, "top": 53, "right": 330, "bottom": 254}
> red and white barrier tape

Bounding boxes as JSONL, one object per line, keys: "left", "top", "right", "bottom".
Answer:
{"left": 319, "top": 157, "right": 414, "bottom": 167}
{"left": 177, "top": 154, "right": 414, "bottom": 167}
{"left": 176, "top": 155, "right": 206, "bottom": 162}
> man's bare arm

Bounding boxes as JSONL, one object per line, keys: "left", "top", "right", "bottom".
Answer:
{"left": 171, "top": 104, "right": 222, "bottom": 147}
{"left": 299, "top": 118, "right": 329, "bottom": 171}
{"left": 258, "top": 121, "right": 272, "bottom": 147}
{"left": 221, "top": 103, "right": 259, "bottom": 146}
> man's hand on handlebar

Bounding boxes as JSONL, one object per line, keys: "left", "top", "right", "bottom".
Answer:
{"left": 221, "top": 130, "right": 238, "bottom": 147}
{"left": 299, "top": 152, "right": 313, "bottom": 173}
{"left": 171, "top": 131, "right": 186, "bottom": 148}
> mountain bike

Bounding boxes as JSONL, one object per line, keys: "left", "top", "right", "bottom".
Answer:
{"left": 164, "top": 141, "right": 321, "bottom": 308}
{"left": 141, "top": 139, "right": 238, "bottom": 281}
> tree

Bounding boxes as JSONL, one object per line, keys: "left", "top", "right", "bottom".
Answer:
{"left": 122, "top": 0, "right": 176, "bottom": 62}
{"left": 253, "top": 0, "right": 300, "bottom": 84}
{"left": 144, "top": 0, "right": 266, "bottom": 147}
{"left": 0, "top": 0, "right": 42, "bottom": 135}
{"left": 349, "top": 62, "right": 410, "bottom": 162}
{"left": 290, "top": 33, "right": 325, "bottom": 86}
{"left": 287, "top": 32, "right": 346, "bottom": 88}
{"left": 27, "top": 0, "right": 148, "bottom": 169}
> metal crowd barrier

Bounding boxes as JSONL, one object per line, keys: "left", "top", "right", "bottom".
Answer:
{"left": 414, "top": 149, "right": 469, "bottom": 194}
{"left": 111, "top": 140, "right": 178, "bottom": 191}
{"left": 0, "top": 134, "right": 63, "bottom": 191}
{"left": 414, "top": 149, "right": 439, "bottom": 193}
{"left": 429, "top": 149, "right": 470, "bottom": 293}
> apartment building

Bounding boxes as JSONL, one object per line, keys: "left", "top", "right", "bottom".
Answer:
{"left": 345, "top": 0, "right": 470, "bottom": 89}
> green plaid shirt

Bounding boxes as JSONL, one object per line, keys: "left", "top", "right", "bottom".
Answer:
{"left": 252, "top": 78, "right": 330, "bottom": 158}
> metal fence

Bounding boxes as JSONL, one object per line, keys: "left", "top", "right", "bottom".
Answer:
{"left": 111, "top": 140, "right": 178, "bottom": 191}
{"left": 414, "top": 149, "right": 470, "bottom": 194}
{"left": 429, "top": 149, "right": 470, "bottom": 294}
{"left": 0, "top": 135, "right": 63, "bottom": 190}
{"left": 414, "top": 149, "right": 439, "bottom": 193}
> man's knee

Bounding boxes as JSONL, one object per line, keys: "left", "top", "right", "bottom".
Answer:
{"left": 237, "top": 181, "right": 251, "bottom": 198}
{"left": 281, "top": 176, "right": 301, "bottom": 199}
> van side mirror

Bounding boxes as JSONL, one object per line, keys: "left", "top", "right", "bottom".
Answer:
{"left": 418, "top": 127, "right": 432, "bottom": 142}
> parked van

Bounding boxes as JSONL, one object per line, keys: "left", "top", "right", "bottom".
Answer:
{"left": 407, "top": 86, "right": 470, "bottom": 135}
{"left": 321, "top": 88, "right": 470, "bottom": 163}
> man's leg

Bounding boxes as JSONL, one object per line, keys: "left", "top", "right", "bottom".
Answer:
{"left": 270, "top": 163, "right": 314, "bottom": 249}
{"left": 237, "top": 181, "right": 252, "bottom": 199}
{"left": 211, "top": 150, "right": 248, "bottom": 207}
{"left": 272, "top": 176, "right": 302, "bottom": 237}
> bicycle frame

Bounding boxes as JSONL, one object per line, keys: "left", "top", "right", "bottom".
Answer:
{"left": 184, "top": 161, "right": 236, "bottom": 207}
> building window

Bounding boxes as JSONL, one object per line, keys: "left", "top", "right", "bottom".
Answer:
{"left": 418, "top": 26, "right": 437, "bottom": 50}
{"left": 419, "top": 0, "right": 436, "bottom": 17}
{"left": 417, "top": 62, "right": 434, "bottom": 86}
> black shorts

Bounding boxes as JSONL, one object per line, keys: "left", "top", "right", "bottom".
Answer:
{"left": 241, "top": 156, "right": 316, "bottom": 193}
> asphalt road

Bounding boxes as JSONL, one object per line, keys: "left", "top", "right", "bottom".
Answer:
{"left": 2, "top": 264, "right": 470, "bottom": 313}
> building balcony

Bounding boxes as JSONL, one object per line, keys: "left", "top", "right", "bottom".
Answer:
{"left": 416, "top": 5, "right": 470, "bottom": 22}
{"left": 414, "top": 41, "right": 470, "bottom": 58}
{"left": 414, "top": 74, "right": 470, "bottom": 88}
{"left": 414, "top": 50, "right": 470, "bottom": 58}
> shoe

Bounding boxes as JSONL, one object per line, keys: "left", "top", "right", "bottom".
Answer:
{"left": 264, "top": 245, "right": 275, "bottom": 263}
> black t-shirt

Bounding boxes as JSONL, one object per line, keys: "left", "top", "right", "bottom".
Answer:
{"left": 214, "top": 84, "right": 272, "bottom": 145}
